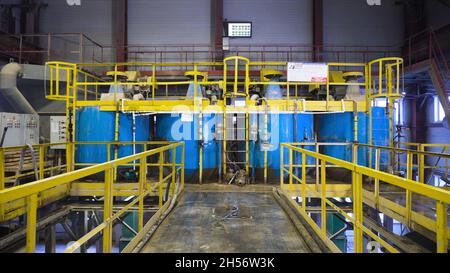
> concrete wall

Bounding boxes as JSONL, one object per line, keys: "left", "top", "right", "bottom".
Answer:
{"left": 425, "top": 0, "right": 450, "bottom": 29}
{"left": 128, "top": 0, "right": 211, "bottom": 45}
{"left": 38, "top": 0, "right": 113, "bottom": 62}
{"left": 323, "top": 0, "right": 404, "bottom": 46}
{"left": 40, "top": 0, "right": 112, "bottom": 45}
{"left": 0, "top": 0, "right": 408, "bottom": 63}
{"left": 224, "top": 0, "right": 313, "bottom": 45}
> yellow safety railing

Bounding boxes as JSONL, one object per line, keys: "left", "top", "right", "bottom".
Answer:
{"left": 0, "top": 142, "right": 184, "bottom": 253}
{"left": 288, "top": 142, "right": 450, "bottom": 185}
{"left": 0, "top": 141, "right": 180, "bottom": 188}
{"left": 398, "top": 142, "right": 450, "bottom": 183}
{"left": 0, "top": 142, "right": 68, "bottom": 190}
{"left": 280, "top": 143, "right": 449, "bottom": 253}
{"left": 45, "top": 61, "right": 76, "bottom": 100}
{"left": 359, "top": 143, "right": 450, "bottom": 184}
{"left": 44, "top": 57, "right": 401, "bottom": 109}
{"left": 0, "top": 141, "right": 181, "bottom": 221}
{"left": 46, "top": 61, "right": 105, "bottom": 101}
{"left": 367, "top": 57, "right": 403, "bottom": 99}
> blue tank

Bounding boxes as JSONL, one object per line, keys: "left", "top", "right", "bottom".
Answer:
{"left": 316, "top": 107, "right": 389, "bottom": 179}
{"left": 371, "top": 107, "right": 390, "bottom": 170}
{"left": 264, "top": 80, "right": 283, "bottom": 99}
{"left": 316, "top": 112, "right": 368, "bottom": 166}
{"left": 251, "top": 113, "right": 314, "bottom": 183}
{"left": 155, "top": 113, "right": 219, "bottom": 182}
{"left": 185, "top": 83, "right": 203, "bottom": 99}
{"left": 75, "top": 107, "right": 151, "bottom": 164}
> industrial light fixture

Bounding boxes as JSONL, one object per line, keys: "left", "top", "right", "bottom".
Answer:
{"left": 226, "top": 22, "right": 252, "bottom": 38}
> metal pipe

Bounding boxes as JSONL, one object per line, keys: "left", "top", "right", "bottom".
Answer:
{"left": 0, "top": 62, "right": 36, "bottom": 114}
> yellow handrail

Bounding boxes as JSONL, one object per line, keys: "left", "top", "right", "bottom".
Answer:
{"left": 0, "top": 142, "right": 184, "bottom": 253}
{"left": 45, "top": 57, "right": 400, "bottom": 107}
{"left": 281, "top": 143, "right": 449, "bottom": 253}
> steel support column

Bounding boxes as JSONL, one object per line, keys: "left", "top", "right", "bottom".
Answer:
{"left": 211, "top": 0, "right": 224, "bottom": 61}
{"left": 313, "top": 0, "right": 323, "bottom": 62}
{"left": 44, "top": 224, "right": 56, "bottom": 253}
{"left": 113, "top": 0, "right": 128, "bottom": 64}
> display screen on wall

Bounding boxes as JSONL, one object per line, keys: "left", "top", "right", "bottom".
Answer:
{"left": 227, "top": 22, "right": 252, "bottom": 38}
{"left": 287, "top": 62, "right": 328, "bottom": 83}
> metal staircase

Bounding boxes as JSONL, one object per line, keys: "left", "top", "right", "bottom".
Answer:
{"left": 404, "top": 27, "right": 450, "bottom": 127}
{"left": 429, "top": 27, "right": 450, "bottom": 124}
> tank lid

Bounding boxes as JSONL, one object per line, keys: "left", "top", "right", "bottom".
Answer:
{"left": 185, "top": 71, "right": 208, "bottom": 81}
{"left": 342, "top": 71, "right": 363, "bottom": 79}
{"left": 260, "top": 68, "right": 283, "bottom": 81}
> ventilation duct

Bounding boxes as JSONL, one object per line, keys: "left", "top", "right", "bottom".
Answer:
{"left": 0, "top": 62, "right": 37, "bottom": 114}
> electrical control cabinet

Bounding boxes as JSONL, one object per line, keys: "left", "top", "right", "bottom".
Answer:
{"left": 24, "top": 114, "right": 39, "bottom": 145}
{"left": 50, "top": 116, "right": 66, "bottom": 149}
{"left": 0, "top": 112, "right": 39, "bottom": 147}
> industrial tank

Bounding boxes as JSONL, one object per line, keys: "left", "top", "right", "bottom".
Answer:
{"left": 155, "top": 112, "right": 219, "bottom": 183}
{"left": 316, "top": 107, "right": 389, "bottom": 181}
{"left": 251, "top": 113, "right": 314, "bottom": 183}
{"left": 316, "top": 112, "right": 368, "bottom": 163}
{"left": 75, "top": 106, "right": 151, "bottom": 164}
{"left": 371, "top": 107, "right": 390, "bottom": 170}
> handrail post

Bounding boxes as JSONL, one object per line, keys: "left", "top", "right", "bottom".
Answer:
{"left": 289, "top": 148, "right": 293, "bottom": 193}
{"left": 418, "top": 144, "right": 425, "bottom": 183}
{"left": 406, "top": 151, "right": 412, "bottom": 227}
{"left": 103, "top": 167, "right": 113, "bottom": 253}
{"left": 445, "top": 147, "right": 448, "bottom": 180}
{"left": 171, "top": 146, "right": 177, "bottom": 197}
{"left": 374, "top": 149, "right": 380, "bottom": 209}
{"left": 353, "top": 172, "right": 364, "bottom": 253}
{"left": 436, "top": 201, "right": 448, "bottom": 253}
{"left": 158, "top": 151, "right": 164, "bottom": 208}
{"left": 181, "top": 143, "right": 185, "bottom": 189}
{"left": 0, "top": 148, "right": 4, "bottom": 190}
{"left": 66, "top": 142, "right": 73, "bottom": 172}
{"left": 0, "top": 148, "right": 4, "bottom": 219}
{"left": 315, "top": 143, "right": 319, "bottom": 191}
{"left": 26, "top": 193, "right": 38, "bottom": 253}
{"left": 302, "top": 152, "right": 306, "bottom": 211}
{"left": 138, "top": 146, "right": 147, "bottom": 232}
{"left": 321, "top": 159, "right": 327, "bottom": 237}
{"left": 280, "top": 145, "right": 284, "bottom": 187}
{"left": 39, "top": 145, "right": 45, "bottom": 180}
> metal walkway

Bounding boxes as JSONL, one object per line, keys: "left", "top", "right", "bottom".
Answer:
{"left": 124, "top": 185, "right": 331, "bottom": 253}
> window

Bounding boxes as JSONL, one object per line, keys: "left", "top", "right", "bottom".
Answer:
{"left": 374, "top": 98, "right": 387, "bottom": 107}
{"left": 394, "top": 99, "right": 404, "bottom": 125}
{"left": 433, "top": 96, "right": 449, "bottom": 122}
